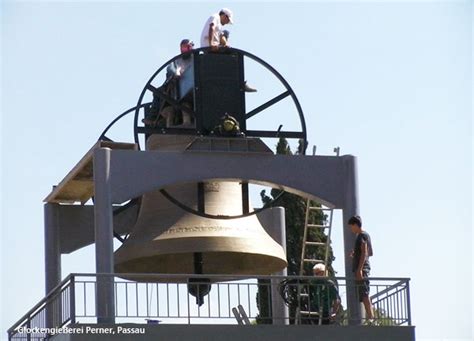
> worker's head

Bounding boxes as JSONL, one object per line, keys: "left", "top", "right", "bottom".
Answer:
{"left": 348, "top": 215, "right": 362, "bottom": 233}
{"left": 313, "top": 263, "right": 326, "bottom": 276}
{"left": 219, "top": 8, "right": 234, "bottom": 25}
{"left": 180, "top": 39, "right": 194, "bottom": 53}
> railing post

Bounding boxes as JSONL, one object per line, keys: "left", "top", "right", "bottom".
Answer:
{"left": 70, "top": 275, "right": 76, "bottom": 324}
{"left": 26, "top": 319, "right": 31, "bottom": 341}
{"left": 405, "top": 279, "right": 412, "bottom": 326}
{"left": 187, "top": 278, "right": 191, "bottom": 325}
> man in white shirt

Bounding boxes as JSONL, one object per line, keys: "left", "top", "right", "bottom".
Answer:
{"left": 200, "top": 8, "right": 233, "bottom": 50}
{"left": 199, "top": 9, "right": 257, "bottom": 92}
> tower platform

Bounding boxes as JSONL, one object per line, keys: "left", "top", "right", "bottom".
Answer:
{"left": 51, "top": 324, "right": 415, "bottom": 341}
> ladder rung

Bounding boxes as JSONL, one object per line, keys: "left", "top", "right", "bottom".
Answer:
{"left": 303, "top": 259, "right": 324, "bottom": 263}
{"left": 299, "top": 293, "right": 309, "bottom": 297}
{"left": 299, "top": 311, "right": 320, "bottom": 316}
{"left": 307, "top": 224, "right": 327, "bottom": 228}
{"left": 305, "top": 242, "right": 325, "bottom": 246}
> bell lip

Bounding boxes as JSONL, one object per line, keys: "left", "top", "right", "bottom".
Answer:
{"left": 115, "top": 250, "right": 288, "bottom": 282}
{"left": 115, "top": 236, "right": 286, "bottom": 262}
{"left": 114, "top": 272, "right": 284, "bottom": 283}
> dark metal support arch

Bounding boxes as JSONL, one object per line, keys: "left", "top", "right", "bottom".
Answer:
{"left": 99, "top": 102, "right": 151, "bottom": 142}
{"left": 133, "top": 47, "right": 307, "bottom": 153}
{"left": 159, "top": 188, "right": 286, "bottom": 220}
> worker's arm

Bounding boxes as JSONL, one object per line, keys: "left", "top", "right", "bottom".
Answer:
{"left": 208, "top": 23, "right": 218, "bottom": 50}
{"left": 356, "top": 240, "right": 368, "bottom": 280}
{"left": 331, "top": 298, "right": 341, "bottom": 319}
{"left": 328, "top": 284, "right": 341, "bottom": 320}
{"left": 220, "top": 35, "right": 228, "bottom": 47}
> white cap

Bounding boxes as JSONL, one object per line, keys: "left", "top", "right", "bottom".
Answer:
{"left": 220, "top": 8, "right": 234, "bottom": 24}
{"left": 313, "top": 263, "right": 326, "bottom": 272}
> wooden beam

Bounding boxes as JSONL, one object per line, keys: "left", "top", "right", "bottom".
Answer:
{"left": 44, "top": 141, "right": 137, "bottom": 204}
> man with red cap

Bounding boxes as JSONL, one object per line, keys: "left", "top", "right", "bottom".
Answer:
{"left": 144, "top": 39, "right": 195, "bottom": 127}
{"left": 167, "top": 39, "right": 194, "bottom": 78}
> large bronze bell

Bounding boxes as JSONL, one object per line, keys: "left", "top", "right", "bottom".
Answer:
{"left": 114, "top": 135, "right": 287, "bottom": 303}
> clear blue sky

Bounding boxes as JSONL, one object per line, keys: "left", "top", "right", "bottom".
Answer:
{"left": 1, "top": 1, "right": 472, "bottom": 340}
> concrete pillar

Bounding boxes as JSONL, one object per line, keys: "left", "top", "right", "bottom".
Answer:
{"left": 93, "top": 148, "right": 115, "bottom": 324}
{"left": 44, "top": 203, "right": 62, "bottom": 329}
{"left": 342, "top": 155, "right": 361, "bottom": 324}
{"left": 44, "top": 203, "right": 61, "bottom": 294}
{"left": 258, "top": 207, "right": 289, "bottom": 325}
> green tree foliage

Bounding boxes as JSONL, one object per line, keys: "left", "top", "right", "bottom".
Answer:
{"left": 256, "top": 138, "right": 336, "bottom": 324}
{"left": 373, "top": 308, "right": 398, "bottom": 326}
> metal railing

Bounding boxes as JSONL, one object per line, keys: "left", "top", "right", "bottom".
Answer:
{"left": 8, "top": 274, "right": 411, "bottom": 340}
{"left": 370, "top": 279, "right": 412, "bottom": 325}
{"left": 7, "top": 275, "right": 74, "bottom": 341}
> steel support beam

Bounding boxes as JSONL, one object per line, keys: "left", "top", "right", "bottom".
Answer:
{"left": 342, "top": 155, "right": 361, "bottom": 324}
{"left": 54, "top": 202, "right": 139, "bottom": 254}
{"left": 93, "top": 148, "right": 115, "bottom": 324}
{"left": 106, "top": 151, "right": 345, "bottom": 208}
{"left": 44, "top": 203, "right": 62, "bottom": 329}
{"left": 49, "top": 147, "right": 361, "bottom": 326}
{"left": 44, "top": 203, "right": 61, "bottom": 295}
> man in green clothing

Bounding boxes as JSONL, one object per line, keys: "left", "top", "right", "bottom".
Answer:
{"left": 309, "top": 264, "right": 341, "bottom": 325}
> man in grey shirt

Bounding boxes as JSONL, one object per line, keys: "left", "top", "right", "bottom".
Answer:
{"left": 348, "top": 215, "right": 374, "bottom": 322}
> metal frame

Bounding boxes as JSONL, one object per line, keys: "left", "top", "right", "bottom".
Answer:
{"left": 133, "top": 47, "right": 307, "bottom": 151}
{"left": 95, "top": 48, "right": 304, "bottom": 220}
{"left": 37, "top": 46, "right": 369, "bottom": 328}
{"left": 43, "top": 146, "right": 361, "bottom": 325}
{"left": 98, "top": 102, "right": 151, "bottom": 142}
{"left": 134, "top": 48, "right": 306, "bottom": 219}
